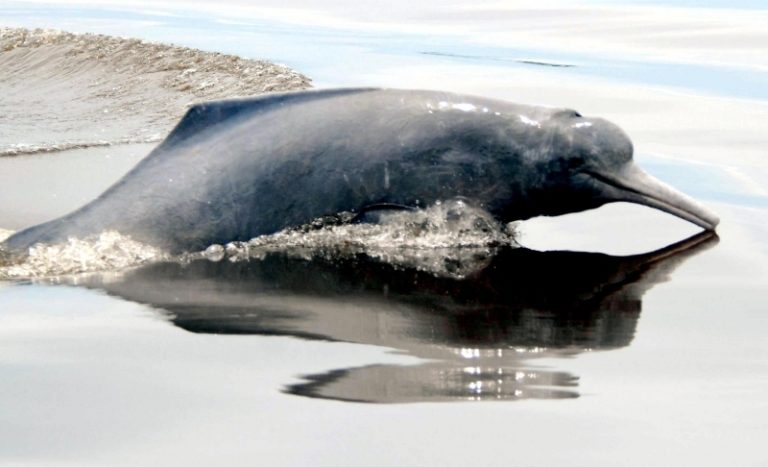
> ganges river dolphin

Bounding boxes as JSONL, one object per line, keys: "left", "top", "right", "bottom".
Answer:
{"left": 1, "top": 88, "right": 719, "bottom": 256}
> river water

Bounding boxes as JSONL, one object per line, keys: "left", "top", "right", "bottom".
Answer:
{"left": 1, "top": 1, "right": 767, "bottom": 466}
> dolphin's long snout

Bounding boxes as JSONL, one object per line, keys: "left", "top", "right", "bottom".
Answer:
{"left": 587, "top": 164, "right": 720, "bottom": 230}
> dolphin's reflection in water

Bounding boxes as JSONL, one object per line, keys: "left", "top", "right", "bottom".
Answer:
{"left": 84, "top": 232, "right": 716, "bottom": 403}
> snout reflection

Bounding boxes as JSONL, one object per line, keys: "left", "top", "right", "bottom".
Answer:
{"left": 83, "top": 231, "right": 717, "bottom": 403}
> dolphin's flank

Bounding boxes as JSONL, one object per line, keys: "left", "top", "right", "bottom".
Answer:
{"left": 1, "top": 88, "right": 719, "bottom": 256}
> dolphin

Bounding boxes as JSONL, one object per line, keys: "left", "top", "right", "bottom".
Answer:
{"left": 1, "top": 88, "right": 719, "bottom": 256}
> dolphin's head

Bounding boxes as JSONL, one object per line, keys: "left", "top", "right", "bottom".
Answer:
{"left": 530, "top": 110, "right": 719, "bottom": 230}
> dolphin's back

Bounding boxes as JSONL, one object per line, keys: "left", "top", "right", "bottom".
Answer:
{"left": 2, "top": 89, "right": 559, "bottom": 255}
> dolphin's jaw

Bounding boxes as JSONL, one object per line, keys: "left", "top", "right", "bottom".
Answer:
{"left": 585, "top": 164, "right": 720, "bottom": 231}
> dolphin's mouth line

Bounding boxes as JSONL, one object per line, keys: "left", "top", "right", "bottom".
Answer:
{"left": 584, "top": 166, "right": 719, "bottom": 230}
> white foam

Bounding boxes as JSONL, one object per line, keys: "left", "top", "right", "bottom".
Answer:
{"left": 0, "top": 136, "right": 164, "bottom": 158}
{"left": 191, "top": 200, "right": 519, "bottom": 278}
{"left": 1, "top": 201, "right": 518, "bottom": 280}
{"left": 0, "top": 231, "right": 167, "bottom": 279}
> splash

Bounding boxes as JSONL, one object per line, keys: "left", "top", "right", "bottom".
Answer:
{"left": 0, "top": 27, "right": 311, "bottom": 156}
{"left": 192, "top": 200, "right": 520, "bottom": 278}
{"left": 0, "top": 201, "right": 518, "bottom": 280}
{"left": 0, "top": 136, "right": 163, "bottom": 158}
{"left": 0, "top": 231, "right": 167, "bottom": 279}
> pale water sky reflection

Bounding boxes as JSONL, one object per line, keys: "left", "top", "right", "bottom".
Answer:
{"left": 1, "top": 2, "right": 768, "bottom": 465}
{"left": 3, "top": 4, "right": 767, "bottom": 100}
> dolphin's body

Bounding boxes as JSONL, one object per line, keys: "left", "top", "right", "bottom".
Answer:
{"left": 1, "top": 88, "right": 719, "bottom": 255}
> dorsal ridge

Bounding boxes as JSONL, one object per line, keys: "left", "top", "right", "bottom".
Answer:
{"left": 160, "top": 87, "right": 380, "bottom": 149}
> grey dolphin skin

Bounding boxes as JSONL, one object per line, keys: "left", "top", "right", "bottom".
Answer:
{"left": 1, "top": 88, "right": 719, "bottom": 255}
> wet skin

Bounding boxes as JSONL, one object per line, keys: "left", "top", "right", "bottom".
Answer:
{"left": 1, "top": 88, "right": 719, "bottom": 256}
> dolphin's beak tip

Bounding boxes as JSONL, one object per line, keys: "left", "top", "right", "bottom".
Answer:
{"left": 699, "top": 207, "right": 720, "bottom": 231}
{"left": 595, "top": 165, "right": 722, "bottom": 233}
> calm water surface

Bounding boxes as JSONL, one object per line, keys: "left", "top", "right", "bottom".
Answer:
{"left": 1, "top": 2, "right": 767, "bottom": 466}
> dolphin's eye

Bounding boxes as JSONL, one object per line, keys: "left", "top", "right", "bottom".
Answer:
{"left": 567, "top": 157, "right": 583, "bottom": 170}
